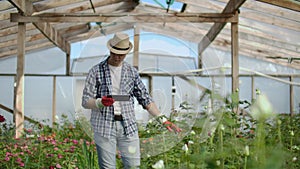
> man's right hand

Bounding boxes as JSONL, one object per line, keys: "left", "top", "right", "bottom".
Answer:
{"left": 101, "top": 96, "right": 115, "bottom": 106}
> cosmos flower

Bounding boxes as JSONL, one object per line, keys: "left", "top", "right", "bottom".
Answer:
{"left": 152, "top": 160, "right": 164, "bottom": 169}
{"left": 182, "top": 144, "right": 188, "bottom": 153}
{"left": 0, "top": 115, "right": 5, "bottom": 122}
{"left": 249, "top": 94, "right": 275, "bottom": 121}
{"left": 245, "top": 145, "right": 249, "bottom": 156}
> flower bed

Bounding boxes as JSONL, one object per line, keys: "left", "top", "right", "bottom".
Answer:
{"left": 0, "top": 99, "right": 299, "bottom": 169}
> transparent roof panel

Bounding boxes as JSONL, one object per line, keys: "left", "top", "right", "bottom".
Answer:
{"left": 142, "top": 0, "right": 184, "bottom": 12}
{"left": 71, "top": 53, "right": 197, "bottom": 74}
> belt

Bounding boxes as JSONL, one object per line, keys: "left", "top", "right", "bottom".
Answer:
{"left": 114, "top": 114, "right": 123, "bottom": 121}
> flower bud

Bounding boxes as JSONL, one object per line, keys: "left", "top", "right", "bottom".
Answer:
{"left": 245, "top": 145, "right": 249, "bottom": 156}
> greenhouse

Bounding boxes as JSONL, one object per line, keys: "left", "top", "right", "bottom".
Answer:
{"left": 0, "top": 0, "right": 299, "bottom": 168}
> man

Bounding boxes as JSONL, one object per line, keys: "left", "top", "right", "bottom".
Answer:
{"left": 81, "top": 32, "right": 181, "bottom": 169}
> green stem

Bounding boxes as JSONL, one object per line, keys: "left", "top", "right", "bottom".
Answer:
{"left": 244, "top": 156, "right": 247, "bottom": 169}
{"left": 38, "top": 139, "right": 42, "bottom": 168}
{"left": 277, "top": 122, "right": 282, "bottom": 145}
{"left": 163, "top": 133, "right": 167, "bottom": 167}
{"left": 255, "top": 121, "right": 266, "bottom": 168}
{"left": 219, "top": 126, "right": 224, "bottom": 169}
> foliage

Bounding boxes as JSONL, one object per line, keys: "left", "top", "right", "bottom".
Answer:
{"left": 0, "top": 115, "right": 98, "bottom": 169}
{"left": 0, "top": 97, "right": 299, "bottom": 169}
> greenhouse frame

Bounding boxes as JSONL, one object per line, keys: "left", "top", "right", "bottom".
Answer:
{"left": 0, "top": 0, "right": 299, "bottom": 168}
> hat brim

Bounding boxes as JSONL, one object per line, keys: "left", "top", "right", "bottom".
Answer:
{"left": 107, "top": 39, "right": 133, "bottom": 55}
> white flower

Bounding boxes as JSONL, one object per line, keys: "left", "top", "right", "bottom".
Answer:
{"left": 255, "top": 89, "right": 261, "bottom": 95}
{"left": 220, "top": 124, "right": 225, "bottom": 131}
{"left": 245, "top": 145, "right": 249, "bottom": 156}
{"left": 216, "top": 160, "right": 221, "bottom": 166}
{"left": 277, "top": 119, "right": 282, "bottom": 125}
{"left": 182, "top": 144, "right": 188, "bottom": 153}
{"left": 148, "top": 119, "right": 153, "bottom": 124}
{"left": 188, "top": 140, "right": 194, "bottom": 145}
{"left": 190, "top": 130, "right": 196, "bottom": 135}
{"left": 249, "top": 94, "right": 275, "bottom": 121}
{"left": 152, "top": 160, "right": 164, "bottom": 169}
{"left": 55, "top": 115, "right": 59, "bottom": 120}
{"left": 292, "top": 157, "right": 297, "bottom": 162}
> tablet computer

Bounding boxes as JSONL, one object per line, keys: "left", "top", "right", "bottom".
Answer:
{"left": 108, "top": 95, "right": 130, "bottom": 101}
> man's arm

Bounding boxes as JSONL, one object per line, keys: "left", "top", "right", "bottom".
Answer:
{"left": 146, "top": 102, "right": 182, "bottom": 133}
{"left": 84, "top": 98, "right": 98, "bottom": 109}
{"left": 145, "top": 102, "right": 161, "bottom": 117}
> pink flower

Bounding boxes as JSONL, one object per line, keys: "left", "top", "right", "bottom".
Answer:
{"left": 57, "top": 154, "right": 63, "bottom": 159}
{"left": 51, "top": 140, "right": 56, "bottom": 145}
{"left": 24, "top": 128, "right": 32, "bottom": 133}
{"left": 6, "top": 152, "right": 12, "bottom": 156}
{"left": 47, "top": 154, "right": 54, "bottom": 158}
{"left": 63, "top": 138, "right": 69, "bottom": 143}
{"left": 56, "top": 164, "right": 62, "bottom": 168}
{"left": 72, "top": 139, "right": 78, "bottom": 144}
{"left": 54, "top": 147, "right": 59, "bottom": 151}
{"left": 19, "top": 162, "right": 25, "bottom": 167}
{"left": 16, "top": 157, "right": 22, "bottom": 162}
{"left": 4, "top": 157, "right": 10, "bottom": 161}
{"left": 0, "top": 115, "right": 5, "bottom": 122}
{"left": 49, "top": 166, "right": 55, "bottom": 169}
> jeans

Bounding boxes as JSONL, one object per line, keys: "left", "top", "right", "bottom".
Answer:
{"left": 94, "top": 121, "right": 140, "bottom": 169}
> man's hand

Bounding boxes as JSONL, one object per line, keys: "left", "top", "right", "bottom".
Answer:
{"left": 157, "top": 115, "right": 182, "bottom": 133}
{"left": 101, "top": 96, "right": 115, "bottom": 106}
{"left": 163, "top": 120, "right": 182, "bottom": 133}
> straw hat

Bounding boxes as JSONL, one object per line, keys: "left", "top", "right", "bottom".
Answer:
{"left": 107, "top": 32, "right": 133, "bottom": 54}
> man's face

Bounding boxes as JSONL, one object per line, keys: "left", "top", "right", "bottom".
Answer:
{"left": 108, "top": 52, "right": 126, "bottom": 66}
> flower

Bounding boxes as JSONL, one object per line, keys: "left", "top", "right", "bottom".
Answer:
{"left": 4, "top": 157, "right": 10, "bottom": 161}
{"left": 0, "top": 115, "right": 5, "bottom": 122}
{"left": 220, "top": 124, "right": 225, "bottom": 131}
{"left": 72, "top": 139, "right": 78, "bottom": 144}
{"left": 182, "top": 144, "right": 188, "bottom": 153}
{"left": 245, "top": 145, "right": 249, "bottom": 156}
{"left": 249, "top": 94, "right": 275, "bottom": 121}
{"left": 292, "top": 157, "right": 297, "bottom": 162}
{"left": 56, "top": 164, "right": 62, "bottom": 168}
{"left": 290, "top": 130, "right": 294, "bottom": 136}
{"left": 152, "top": 160, "right": 164, "bottom": 169}
{"left": 188, "top": 140, "right": 194, "bottom": 145}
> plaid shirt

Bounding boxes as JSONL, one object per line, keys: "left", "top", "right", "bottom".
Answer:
{"left": 82, "top": 57, "right": 153, "bottom": 138}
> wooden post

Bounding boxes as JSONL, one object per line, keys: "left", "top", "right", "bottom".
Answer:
{"left": 290, "top": 76, "right": 294, "bottom": 116}
{"left": 14, "top": 22, "right": 26, "bottom": 138}
{"left": 52, "top": 76, "right": 57, "bottom": 127}
{"left": 198, "top": 52, "right": 203, "bottom": 73}
{"left": 66, "top": 53, "right": 70, "bottom": 76}
{"left": 251, "top": 76, "right": 255, "bottom": 102}
{"left": 231, "top": 11, "right": 239, "bottom": 113}
{"left": 133, "top": 26, "right": 140, "bottom": 69}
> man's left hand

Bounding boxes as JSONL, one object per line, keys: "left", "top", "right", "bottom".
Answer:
{"left": 163, "top": 120, "right": 182, "bottom": 133}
